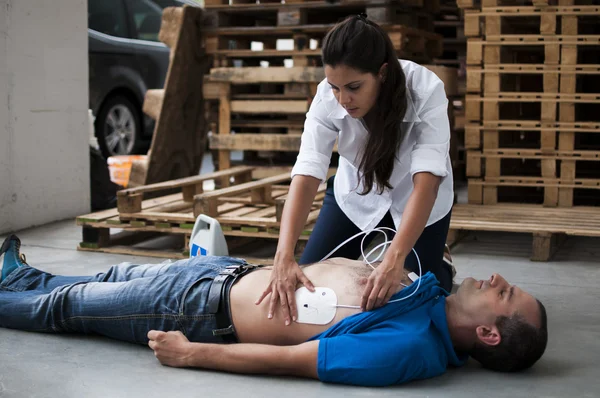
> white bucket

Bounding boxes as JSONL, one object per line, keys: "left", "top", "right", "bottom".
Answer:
{"left": 189, "top": 214, "right": 229, "bottom": 257}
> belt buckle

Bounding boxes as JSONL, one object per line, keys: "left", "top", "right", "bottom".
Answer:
{"left": 220, "top": 265, "right": 243, "bottom": 276}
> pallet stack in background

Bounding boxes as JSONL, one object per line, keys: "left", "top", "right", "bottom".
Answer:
{"left": 460, "top": 0, "right": 600, "bottom": 207}
{"left": 200, "top": 0, "right": 447, "bottom": 180}
{"left": 434, "top": 0, "right": 467, "bottom": 182}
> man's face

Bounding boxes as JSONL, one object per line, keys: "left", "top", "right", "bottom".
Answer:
{"left": 455, "top": 274, "right": 541, "bottom": 329}
{"left": 324, "top": 64, "right": 382, "bottom": 119}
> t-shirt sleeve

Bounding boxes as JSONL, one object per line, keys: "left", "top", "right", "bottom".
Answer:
{"left": 409, "top": 79, "right": 451, "bottom": 179}
{"left": 316, "top": 331, "right": 446, "bottom": 387}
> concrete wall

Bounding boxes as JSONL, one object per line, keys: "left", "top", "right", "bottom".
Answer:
{"left": 0, "top": 0, "right": 90, "bottom": 234}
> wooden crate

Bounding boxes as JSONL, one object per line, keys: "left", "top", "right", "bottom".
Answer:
{"left": 448, "top": 203, "right": 600, "bottom": 261}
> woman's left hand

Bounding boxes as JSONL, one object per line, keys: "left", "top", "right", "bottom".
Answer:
{"left": 361, "top": 255, "right": 406, "bottom": 311}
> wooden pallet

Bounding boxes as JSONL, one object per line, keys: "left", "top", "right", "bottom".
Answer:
{"left": 457, "top": 0, "right": 595, "bottom": 10}
{"left": 466, "top": 64, "right": 600, "bottom": 95}
{"left": 465, "top": 92, "right": 600, "bottom": 123}
{"left": 205, "top": 0, "right": 435, "bottom": 31}
{"left": 205, "top": 24, "right": 443, "bottom": 67}
{"left": 466, "top": 36, "right": 600, "bottom": 66}
{"left": 203, "top": 66, "right": 324, "bottom": 172}
{"left": 204, "top": 65, "right": 461, "bottom": 175}
{"left": 204, "top": 0, "right": 440, "bottom": 9}
{"left": 77, "top": 167, "right": 328, "bottom": 259}
{"left": 464, "top": 5, "right": 599, "bottom": 38}
{"left": 448, "top": 203, "right": 600, "bottom": 261}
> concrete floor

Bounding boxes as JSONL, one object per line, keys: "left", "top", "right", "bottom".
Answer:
{"left": 1, "top": 219, "right": 599, "bottom": 398}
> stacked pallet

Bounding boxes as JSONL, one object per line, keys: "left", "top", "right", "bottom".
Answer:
{"left": 201, "top": 0, "right": 445, "bottom": 176}
{"left": 461, "top": 0, "right": 600, "bottom": 207}
{"left": 434, "top": 0, "right": 467, "bottom": 181}
{"left": 77, "top": 166, "right": 327, "bottom": 260}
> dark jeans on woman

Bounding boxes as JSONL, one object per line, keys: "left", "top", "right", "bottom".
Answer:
{"left": 299, "top": 175, "right": 453, "bottom": 292}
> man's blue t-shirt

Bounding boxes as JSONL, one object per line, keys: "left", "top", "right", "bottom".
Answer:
{"left": 307, "top": 272, "right": 468, "bottom": 387}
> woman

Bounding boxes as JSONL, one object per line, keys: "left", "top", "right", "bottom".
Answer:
{"left": 256, "top": 14, "right": 455, "bottom": 325}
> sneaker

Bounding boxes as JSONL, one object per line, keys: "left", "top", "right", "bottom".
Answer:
{"left": 443, "top": 244, "right": 457, "bottom": 281}
{"left": 0, "top": 234, "right": 27, "bottom": 282}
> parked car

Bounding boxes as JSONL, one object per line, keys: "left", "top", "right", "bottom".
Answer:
{"left": 88, "top": 0, "right": 199, "bottom": 158}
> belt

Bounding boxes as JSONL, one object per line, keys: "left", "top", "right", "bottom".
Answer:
{"left": 207, "top": 262, "right": 262, "bottom": 344}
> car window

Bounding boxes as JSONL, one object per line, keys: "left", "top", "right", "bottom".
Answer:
{"left": 129, "top": 0, "right": 181, "bottom": 41}
{"left": 88, "top": 0, "right": 129, "bottom": 38}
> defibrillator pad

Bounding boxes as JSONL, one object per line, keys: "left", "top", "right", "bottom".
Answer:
{"left": 295, "top": 287, "right": 338, "bottom": 325}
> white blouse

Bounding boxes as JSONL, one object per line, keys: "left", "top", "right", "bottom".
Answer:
{"left": 290, "top": 59, "right": 454, "bottom": 231}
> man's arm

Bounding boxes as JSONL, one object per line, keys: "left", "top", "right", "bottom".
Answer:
{"left": 148, "top": 330, "right": 318, "bottom": 379}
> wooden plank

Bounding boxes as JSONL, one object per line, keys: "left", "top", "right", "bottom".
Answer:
{"left": 469, "top": 177, "right": 600, "bottom": 189}
{"left": 143, "top": 89, "right": 163, "bottom": 121}
{"left": 210, "top": 134, "right": 302, "bottom": 151}
{"left": 144, "top": 6, "right": 211, "bottom": 186}
{"left": 119, "top": 211, "right": 195, "bottom": 223}
{"left": 230, "top": 119, "right": 304, "bottom": 129}
{"left": 218, "top": 82, "right": 232, "bottom": 180}
{"left": 204, "top": 0, "right": 430, "bottom": 11}
{"left": 118, "top": 166, "right": 254, "bottom": 196}
{"left": 207, "top": 66, "right": 324, "bottom": 83}
{"left": 470, "top": 121, "right": 600, "bottom": 132}
{"left": 206, "top": 23, "right": 441, "bottom": 40}
{"left": 197, "top": 173, "right": 291, "bottom": 200}
{"left": 449, "top": 204, "right": 600, "bottom": 237}
{"left": 230, "top": 100, "right": 308, "bottom": 114}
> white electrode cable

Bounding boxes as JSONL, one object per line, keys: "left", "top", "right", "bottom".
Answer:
{"left": 317, "top": 227, "right": 423, "bottom": 310}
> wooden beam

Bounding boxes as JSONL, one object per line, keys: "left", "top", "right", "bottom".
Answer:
{"left": 145, "top": 6, "right": 211, "bottom": 186}
{"left": 208, "top": 66, "right": 324, "bottom": 83}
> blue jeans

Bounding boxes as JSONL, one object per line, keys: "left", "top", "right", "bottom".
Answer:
{"left": 0, "top": 255, "right": 248, "bottom": 344}
{"left": 300, "top": 175, "right": 453, "bottom": 292}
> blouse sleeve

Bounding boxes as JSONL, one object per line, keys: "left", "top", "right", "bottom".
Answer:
{"left": 290, "top": 88, "right": 339, "bottom": 182}
{"left": 409, "top": 80, "right": 451, "bottom": 179}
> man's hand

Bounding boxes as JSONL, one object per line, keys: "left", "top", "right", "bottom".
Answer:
{"left": 148, "top": 330, "right": 192, "bottom": 368}
{"left": 361, "top": 254, "right": 406, "bottom": 311}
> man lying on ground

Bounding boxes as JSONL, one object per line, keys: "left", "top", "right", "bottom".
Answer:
{"left": 0, "top": 235, "right": 548, "bottom": 387}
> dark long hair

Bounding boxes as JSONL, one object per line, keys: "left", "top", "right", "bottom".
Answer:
{"left": 321, "top": 15, "right": 407, "bottom": 195}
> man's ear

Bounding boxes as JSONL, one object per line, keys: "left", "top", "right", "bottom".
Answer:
{"left": 475, "top": 325, "right": 501, "bottom": 347}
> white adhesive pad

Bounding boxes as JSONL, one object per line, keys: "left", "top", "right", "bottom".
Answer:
{"left": 408, "top": 272, "right": 419, "bottom": 282}
{"left": 295, "top": 287, "right": 338, "bottom": 325}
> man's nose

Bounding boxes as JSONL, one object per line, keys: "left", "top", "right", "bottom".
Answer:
{"left": 491, "top": 273, "right": 508, "bottom": 288}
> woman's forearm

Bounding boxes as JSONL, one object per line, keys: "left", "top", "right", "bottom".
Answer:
{"left": 275, "top": 175, "right": 322, "bottom": 260}
{"left": 386, "top": 173, "right": 441, "bottom": 263}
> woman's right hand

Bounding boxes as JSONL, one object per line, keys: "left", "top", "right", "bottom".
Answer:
{"left": 255, "top": 254, "right": 315, "bottom": 326}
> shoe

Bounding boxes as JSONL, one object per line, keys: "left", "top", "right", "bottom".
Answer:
{"left": 443, "top": 244, "right": 457, "bottom": 281}
{"left": 0, "top": 234, "right": 27, "bottom": 282}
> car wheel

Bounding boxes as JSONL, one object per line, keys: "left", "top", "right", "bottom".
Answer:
{"left": 95, "top": 95, "right": 142, "bottom": 158}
